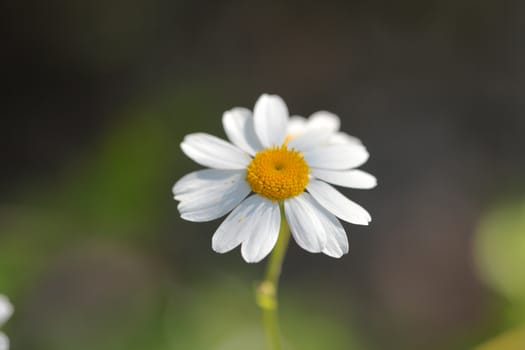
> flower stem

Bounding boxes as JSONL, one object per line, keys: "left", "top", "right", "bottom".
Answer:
{"left": 256, "top": 203, "right": 291, "bottom": 350}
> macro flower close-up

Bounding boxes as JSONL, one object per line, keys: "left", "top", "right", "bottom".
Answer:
{"left": 4, "top": 2, "right": 525, "bottom": 349}
{"left": 173, "top": 94, "right": 376, "bottom": 263}
{"left": 0, "top": 295, "right": 13, "bottom": 350}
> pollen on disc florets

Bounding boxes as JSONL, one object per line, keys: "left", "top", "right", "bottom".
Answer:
{"left": 246, "top": 145, "right": 309, "bottom": 201}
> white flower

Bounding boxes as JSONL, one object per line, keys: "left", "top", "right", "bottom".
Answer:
{"left": 173, "top": 94, "right": 376, "bottom": 263}
{"left": 0, "top": 295, "right": 13, "bottom": 350}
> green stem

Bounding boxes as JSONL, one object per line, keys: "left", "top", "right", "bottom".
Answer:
{"left": 256, "top": 202, "right": 291, "bottom": 350}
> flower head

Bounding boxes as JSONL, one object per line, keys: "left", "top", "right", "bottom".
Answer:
{"left": 173, "top": 94, "right": 376, "bottom": 263}
{"left": 0, "top": 295, "right": 13, "bottom": 350}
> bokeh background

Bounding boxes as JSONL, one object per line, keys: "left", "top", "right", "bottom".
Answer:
{"left": 2, "top": 1, "right": 525, "bottom": 349}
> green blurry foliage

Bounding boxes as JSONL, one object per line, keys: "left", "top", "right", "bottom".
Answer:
{"left": 0, "top": 87, "right": 217, "bottom": 292}
{"left": 473, "top": 196, "right": 525, "bottom": 350}
{"left": 164, "top": 276, "right": 362, "bottom": 350}
{"left": 474, "top": 325, "right": 525, "bottom": 350}
{"left": 474, "top": 198, "right": 525, "bottom": 308}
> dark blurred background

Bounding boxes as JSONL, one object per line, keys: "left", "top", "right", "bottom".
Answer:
{"left": 2, "top": 1, "right": 525, "bottom": 349}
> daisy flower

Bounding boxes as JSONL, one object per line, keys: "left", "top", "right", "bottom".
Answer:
{"left": 173, "top": 94, "right": 376, "bottom": 263}
{"left": 0, "top": 295, "right": 13, "bottom": 350}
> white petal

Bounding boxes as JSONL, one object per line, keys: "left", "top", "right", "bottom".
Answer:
{"left": 241, "top": 200, "right": 281, "bottom": 263}
{"left": 284, "top": 193, "right": 327, "bottom": 253}
{"left": 329, "top": 132, "right": 362, "bottom": 145}
{"left": 222, "top": 107, "right": 263, "bottom": 156}
{"left": 307, "top": 179, "right": 371, "bottom": 225}
{"left": 287, "top": 128, "right": 334, "bottom": 151}
{"left": 212, "top": 195, "right": 280, "bottom": 263}
{"left": 286, "top": 112, "right": 341, "bottom": 151}
{"left": 302, "top": 143, "right": 369, "bottom": 170}
{"left": 0, "top": 295, "right": 13, "bottom": 326}
{"left": 306, "top": 111, "right": 340, "bottom": 132}
{"left": 319, "top": 209, "right": 349, "bottom": 258}
{"left": 287, "top": 115, "right": 307, "bottom": 135}
{"left": 311, "top": 169, "right": 377, "bottom": 189}
{"left": 181, "top": 133, "right": 251, "bottom": 169}
{"left": 253, "top": 94, "right": 289, "bottom": 147}
{"left": 0, "top": 332, "right": 8, "bottom": 350}
{"left": 174, "top": 169, "right": 251, "bottom": 222}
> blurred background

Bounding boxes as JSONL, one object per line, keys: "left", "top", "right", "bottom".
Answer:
{"left": 2, "top": 1, "right": 525, "bottom": 349}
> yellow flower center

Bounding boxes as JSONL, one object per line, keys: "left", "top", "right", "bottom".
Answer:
{"left": 246, "top": 145, "right": 309, "bottom": 201}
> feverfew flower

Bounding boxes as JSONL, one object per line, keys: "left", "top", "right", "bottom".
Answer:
{"left": 0, "top": 295, "right": 13, "bottom": 350}
{"left": 173, "top": 94, "right": 376, "bottom": 263}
